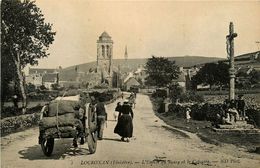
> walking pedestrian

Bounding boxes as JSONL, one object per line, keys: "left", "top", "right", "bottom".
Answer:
{"left": 96, "top": 97, "right": 107, "bottom": 140}
{"left": 128, "top": 93, "right": 136, "bottom": 109}
{"left": 114, "top": 100, "right": 133, "bottom": 142}
{"left": 114, "top": 102, "right": 122, "bottom": 121}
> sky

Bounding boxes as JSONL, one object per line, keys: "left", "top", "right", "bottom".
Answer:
{"left": 31, "top": 0, "right": 260, "bottom": 70}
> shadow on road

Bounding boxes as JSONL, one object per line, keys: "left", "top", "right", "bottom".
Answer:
{"left": 18, "top": 139, "right": 92, "bottom": 160}
{"left": 107, "top": 120, "right": 117, "bottom": 122}
{"left": 102, "top": 137, "right": 122, "bottom": 142}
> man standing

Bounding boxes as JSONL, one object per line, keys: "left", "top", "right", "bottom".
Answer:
{"left": 96, "top": 97, "right": 107, "bottom": 140}
{"left": 237, "top": 95, "right": 246, "bottom": 120}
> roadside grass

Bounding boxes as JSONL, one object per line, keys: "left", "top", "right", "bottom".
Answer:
{"left": 161, "top": 125, "right": 190, "bottom": 139}
{"left": 150, "top": 96, "right": 260, "bottom": 153}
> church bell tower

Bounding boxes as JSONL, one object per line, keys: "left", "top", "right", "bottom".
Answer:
{"left": 97, "top": 31, "right": 113, "bottom": 86}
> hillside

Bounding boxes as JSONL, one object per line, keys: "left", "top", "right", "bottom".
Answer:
{"left": 59, "top": 52, "right": 260, "bottom": 81}
{"left": 220, "top": 51, "right": 260, "bottom": 67}
{"left": 61, "top": 56, "right": 223, "bottom": 74}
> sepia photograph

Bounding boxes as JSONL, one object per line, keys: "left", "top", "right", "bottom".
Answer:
{"left": 1, "top": 0, "right": 260, "bottom": 168}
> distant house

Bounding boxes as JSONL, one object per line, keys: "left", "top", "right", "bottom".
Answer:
{"left": 169, "top": 66, "right": 192, "bottom": 91}
{"left": 236, "top": 66, "right": 260, "bottom": 86}
{"left": 29, "top": 68, "right": 57, "bottom": 74}
{"left": 25, "top": 73, "right": 43, "bottom": 87}
{"left": 25, "top": 68, "right": 58, "bottom": 88}
{"left": 172, "top": 69, "right": 187, "bottom": 91}
{"left": 42, "top": 73, "right": 59, "bottom": 89}
{"left": 123, "top": 77, "right": 141, "bottom": 91}
{"left": 235, "top": 51, "right": 260, "bottom": 62}
{"left": 133, "top": 66, "right": 147, "bottom": 85}
{"left": 236, "top": 66, "right": 254, "bottom": 76}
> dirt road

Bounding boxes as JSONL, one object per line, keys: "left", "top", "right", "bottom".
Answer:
{"left": 1, "top": 94, "right": 259, "bottom": 168}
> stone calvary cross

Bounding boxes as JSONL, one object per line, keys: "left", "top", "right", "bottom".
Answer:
{"left": 226, "top": 22, "right": 237, "bottom": 101}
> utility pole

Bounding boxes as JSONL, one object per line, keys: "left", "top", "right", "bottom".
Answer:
{"left": 226, "top": 22, "right": 237, "bottom": 101}
{"left": 124, "top": 45, "right": 128, "bottom": 61}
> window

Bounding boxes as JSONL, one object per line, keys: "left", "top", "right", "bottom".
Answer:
{"left": 106, "top": 45, "right": 110, "bottom": 57}
{"left": 102, "top": 45, "right": 105, "bottom": 57}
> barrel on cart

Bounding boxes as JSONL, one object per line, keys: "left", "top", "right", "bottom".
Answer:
{"left": 39, "top": 96, "right": 98, "bottom": 156}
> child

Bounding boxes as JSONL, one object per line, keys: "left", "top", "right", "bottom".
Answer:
{"left": 186, "top": 107, "right": 191, "bottom": 123}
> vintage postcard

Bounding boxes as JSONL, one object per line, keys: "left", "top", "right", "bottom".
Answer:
{"left": 1, "top": 0, "right": 260, "bottom": 168}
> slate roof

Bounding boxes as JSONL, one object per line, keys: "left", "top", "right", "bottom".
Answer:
{"left": 29, "top": 68, "right": 56, "bottom": 74}
{"left": 100, "top": 31, "right": 110, "bottom": 38}
{"left": 98, "top": 31, "right": 113, "bottom": 42}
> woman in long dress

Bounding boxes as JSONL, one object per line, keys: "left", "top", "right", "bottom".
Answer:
{"left": 114, "top": 100, "right": 134, "bottom": 142}
{"left": 114, "top": 102, "right": 122, "bottom": 121}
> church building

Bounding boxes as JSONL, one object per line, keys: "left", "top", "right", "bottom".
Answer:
{"left": 58, "top": 31, "right": 122, "bottom": 89}
{"left": 96, "top": 31, "right": 114, "bottom": 87}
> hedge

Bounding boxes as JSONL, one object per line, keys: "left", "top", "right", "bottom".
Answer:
{"left": 1, "top": 113, "right": 41, "bottom": 136}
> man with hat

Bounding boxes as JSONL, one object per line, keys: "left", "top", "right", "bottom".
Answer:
{"left": 237, "top": 94, "right": 246, "bottom": 120}
{"left": 96, "top": 97, "right": 107, "bottom": 140}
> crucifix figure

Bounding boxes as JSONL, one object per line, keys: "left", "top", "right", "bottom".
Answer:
{"left": 226, "top": 22, "right": 237, "bottom": 101}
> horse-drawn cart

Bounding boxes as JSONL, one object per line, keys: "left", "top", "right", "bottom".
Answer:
{"left": 39, "top": 95, "right": 98, "bottom": 156}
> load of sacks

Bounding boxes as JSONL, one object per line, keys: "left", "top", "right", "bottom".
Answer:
{"left": 39, "top": 100, "right": 84, "bottom": 138}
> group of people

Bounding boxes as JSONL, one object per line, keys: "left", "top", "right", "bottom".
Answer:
{"left": 95, "top": 92, "right": 136, "bottom": 142}
{"left": 217, "top": 94, "right": 246, "bottom": 125}
{"left": 39, "top": 92, "right": 136, "bottom": 147}
{"left": 184, "top": 95, "right": 247, "bottom": 126}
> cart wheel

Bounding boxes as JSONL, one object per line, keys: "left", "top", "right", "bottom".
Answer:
{"left": 87, "top": 131, "right": 98, "bottom": 154}
{"left": 41, "top": 138, "right": 54, "bottom": 156}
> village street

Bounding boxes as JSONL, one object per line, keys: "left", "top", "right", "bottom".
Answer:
{"left": 1, "top": 94, "right": 259, "bottom": 168}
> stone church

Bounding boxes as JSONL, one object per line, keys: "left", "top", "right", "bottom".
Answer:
{"left": 58, "top": 31, "right": 122, "bottom": 88}
{"left": 96, "top": 31, "right": 114, "bottom": 87}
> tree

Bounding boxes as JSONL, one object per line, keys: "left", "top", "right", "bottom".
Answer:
{"left": 216, "top": 61, "right": 229, "bottom": 87}
{"left": 145, "top": 56, "right": 180, "bottom": 87}
{"left": 1, "top": 0, "right": 55, "bottom": 113}
{"left": 249, "top": 69, "right": 260, "bottom": 84}
{"left": 25, "top": 83, "right": 36, "bottom": 93}
{"left": 191, "top": 62, "right": 229, "bottom": 90}
{"left": 168, "top": 83, "right": 182, "bottom": 102}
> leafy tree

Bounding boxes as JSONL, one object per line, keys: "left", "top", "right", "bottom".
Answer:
{"left": 39, "top": 85, "right": 47, "bottom": 91}
{"left": 249, "top": 69, "right": 260, "bottom": 84}
{"left": 216, "top": 61, "right": 229, "bottom": 86}
{"left": 145, "top": 56, "right": 180, "bottom": 87}
{"left": 1, "top": 0, "right": 55, "bottom": 112}
{"left": 25, "top": 83, "right": 36, "bottom": 93}
{"left": 168, "top": 83, "right": 183, "bottom": 102}
{"left": 191, "top": 62, "right": 229, "bottom": 89}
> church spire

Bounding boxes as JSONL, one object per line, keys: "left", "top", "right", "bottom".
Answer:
{"left": 124, "top": 45, "right": 128, "bottom": 60}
